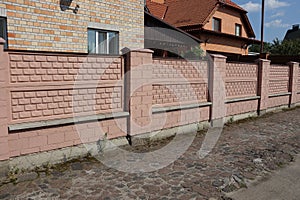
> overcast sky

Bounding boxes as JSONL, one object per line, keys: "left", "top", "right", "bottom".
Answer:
{"left": 235, "top": 0, "right": 298, "bottom": 42}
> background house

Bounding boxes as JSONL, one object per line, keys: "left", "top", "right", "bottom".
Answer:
{"left": 146, "top": 0, "right": 259, "bottom": 57}
{"left": 0, "top": 0, "right": 144, "bottom": 54}
{"left": 284, "top": 24, "right": 300, "bottom": 41}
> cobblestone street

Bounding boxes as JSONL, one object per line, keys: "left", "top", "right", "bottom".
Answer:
{"left": 0, "top": 108, "right": 300, "bottom": 200}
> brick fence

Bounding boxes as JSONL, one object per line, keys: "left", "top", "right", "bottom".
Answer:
{"left": 0, "top": 40, "right": 300, "bottom": 162}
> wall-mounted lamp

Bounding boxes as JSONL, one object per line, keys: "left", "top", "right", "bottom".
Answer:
{"left": 60, "top": 0, "right": 80, "bottom": 14}
{"left": 241, "top": 44, "right": 248, "bottom": 49}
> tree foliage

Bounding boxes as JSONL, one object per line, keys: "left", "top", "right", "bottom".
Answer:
{"left": 249, "top": 38, "right": 300, "bottom": 55}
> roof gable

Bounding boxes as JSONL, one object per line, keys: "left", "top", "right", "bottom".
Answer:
{"left": 146, "top": 0, "right": 255, "bottom": 38}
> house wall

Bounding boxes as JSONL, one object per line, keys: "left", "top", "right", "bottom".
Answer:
{"left": 204, "top": 7, "right": 247, "bottom": 37}
{"left": 200, "top": 7, "right": 250, "bottom": 55}
{"left": 0, "top": 0, "right": 144, "bottom": 53}
{"left": 200, "top": 34, "right": 248, "bottom": 55}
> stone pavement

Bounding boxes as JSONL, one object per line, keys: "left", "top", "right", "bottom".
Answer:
{"left": 227, "top": 154, "right": 300, "bottom": 200}
{"left": 0, "top": 108, "right": 300, "bottom": 200}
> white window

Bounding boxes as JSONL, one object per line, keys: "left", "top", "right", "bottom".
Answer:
{"left": 0, "top": 17, "right": 7, "bottom": 49}
{"left": 88, "top": 29, "right": 119, "bottom": 55}
{"left": 235, "top": 24, "right": 242, "bottom": 37}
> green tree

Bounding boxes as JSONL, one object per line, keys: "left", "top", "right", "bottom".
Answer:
{"left": 249, "top": 42, "right": 272, "bottom": 53}
{"left": 270, "top": 38, "right": 300, "bottom": 55}
{"left": 249, "top": 38, "right": 300, "bottom": 55}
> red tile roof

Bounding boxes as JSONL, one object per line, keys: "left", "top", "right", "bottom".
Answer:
{"left": 146, "top": 0, "right": 255, "bottom": 37}
{"left": 147, "top": 0, "right": 247, "bottom": 27}
{"left": 163, "top": 0, "right": 218, "bottom": 27}
{"left": 222, "top": 0, "right": 246, "bottom": 12}
{"left": 146, "top": 0, "right": 168, "bottom": 19}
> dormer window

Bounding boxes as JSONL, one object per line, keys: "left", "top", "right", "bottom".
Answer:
{"left": 212, "top": 17, "right": 221, "bottom": 32}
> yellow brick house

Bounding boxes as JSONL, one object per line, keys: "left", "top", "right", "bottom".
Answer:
{"left": 0, "top": 0, "right": 145, "bottom": 54}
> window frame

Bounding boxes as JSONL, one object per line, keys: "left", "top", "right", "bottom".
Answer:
{"left": 0, "top": 17, "right": 8, "bottom": 49}
{"left": 235, "top": 23, "right": 242, "bottom": 37}
{"left": 212, "top": 17, "right": 221, "bottom": 32}
{"left": 87, "top": 28, "right": 119, "bottom": 55}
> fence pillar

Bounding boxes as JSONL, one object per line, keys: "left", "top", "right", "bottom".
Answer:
{"left": 209, "top": 54, "right": 227, "bottom": 127}
{"left": 257, "top": 59, "right": 270, "bottom": 115}
{"left": 0, "top": 38, "right": 10, "bottom": 161}
{"left": 124, "top": 49, "right": 153, "bottom": 136}
{"left": 288, "top": 62, "right": 299, "bottom": 108}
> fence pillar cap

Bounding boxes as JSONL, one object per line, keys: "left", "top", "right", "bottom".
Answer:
{"left": 0, "top": 38, "right": 6, "bottom": 45}
{"left": 210, "top": 54, "right": 227, "bottom": 59}
{"left": 288, "top": 61, "right": 299, "bottom": 65}
{"left": 130, "top": 49, "right": 154, "bottom": 54}
{"left": 255, "top": 58, "right": 270, "bottom": 63}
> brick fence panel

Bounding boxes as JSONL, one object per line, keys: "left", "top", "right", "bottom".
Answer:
{"left": 8, "top": 52, "right": 124, "bottom": 123}
{"left": 225, "top": 62, "right": 258, "bottom": 98}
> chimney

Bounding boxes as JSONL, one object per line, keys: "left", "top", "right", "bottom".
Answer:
{"left": 292, "top": 24, "right": 299, "bottom": 30}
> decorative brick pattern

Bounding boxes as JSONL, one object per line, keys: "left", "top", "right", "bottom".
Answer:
{"left": 11, "top": 87, "right": 122, "bottom": 121}
{"left": 152, "top": 59, "right": 209, "bottom": 106}
{"left": 152, "top": 83, "right": 208, "bottom": 105}
{"left": 269, "top": 80, "right": 289, "bottom": 94}
{"left": 225, "top": 63, "right": 258, "bottom": 98}
{"left": 226, "top": 81, "right": 257, "bottom": 98}
{"left": 10, "top": 54, "right": 122, "bottom": 84}
{"left": 269, "top": 65, "right": 290, "bottom": 95}
{"left": 270, "top": 65, "right": 290, "bottom": 78}
{"left": 8, "top": 52, "right": 124, "bottom": 123}
{"left": 153, "top": 59, "right": 208, "bottom": 81}
{"left": 3, "top": 0, "right": 144, "bottom": 52}
{"left": 226, "top": 62, "right": 257, "bottom": 78}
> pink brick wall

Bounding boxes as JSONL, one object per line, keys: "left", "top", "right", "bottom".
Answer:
{"left": 8, "top": 52, "right": 123, "bottom": 123}
{"left": 1, "top": 46, "right": 300, "bottom": 162}
{"left": 226, "top": 100, "right": 258, "bottom": 116}
{"left": 268, "top": 96, "right": 290, "bottom": 108}
{"left": 8, "top": 118, "right": 127, "bottom": 157}
{"left": 269, "top": 65, "right": 290, "bottom": 95}
{"left": 152, "top": 83, "right": 207, "bottom": 105}
{"left": 152, "top": 58, "right": 208, "bottom": 106}
{"left": 152, "top": 107, "right": 210, "bottom": 132}
{"left": 225, "top": 62, "right": 258, "bottom": 98}
{"left": 9, "top": 54, "right": 121, "bottom": 83}
{"left": 4, "top": 51, "right": 126, "bottom": 159}
{"left": 298, "top": 66, "right": 300, "bottom": 92}
{"left": 11, "top": 87, "right": 122, "bottom": 122}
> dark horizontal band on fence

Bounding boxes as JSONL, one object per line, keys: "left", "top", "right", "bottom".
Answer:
{"left": 8, "top": 112, "right": 130, "bottom": 132}
{"left": 268, "top": 92, "right": 291, "bottom": 98}
{"left": 225, "top": 96, "right": 261, "bottom": 104}
{"left": 152, "top": 102, "right": 212, "bottom": 114}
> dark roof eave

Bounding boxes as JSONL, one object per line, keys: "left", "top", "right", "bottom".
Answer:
{"left": 192, "top": 29, "right": 260, "bottom": 44}
{"left": 145, "top": 11, "right": 203, "bottom": 43}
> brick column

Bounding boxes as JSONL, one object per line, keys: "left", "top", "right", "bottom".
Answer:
{"left": 0, "top": 38, "right": 10, "bottom": 161}
{"left": 209, "top": 54, "right": 227, "bottom": 127}
{"left": 257, "top": 59, "right": 270, "bottom": 115}
{"left": 124, "top": 49, "right": 153, "bottom": 136}
{"left": 288, "top": 62, "right": 299, "bottom": 108}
